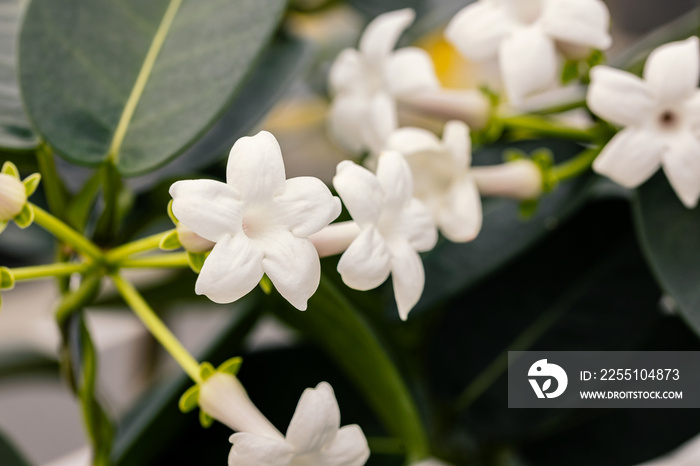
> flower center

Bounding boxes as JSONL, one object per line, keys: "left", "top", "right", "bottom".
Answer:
{"left": 241, "top": 206, "right": 271, "bottom": 240}
{"left": 657, "top": 109, "right": 682, "bottom": 132}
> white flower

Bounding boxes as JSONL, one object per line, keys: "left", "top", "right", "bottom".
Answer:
{"left": 587, "top": 37, "right": 700, "bottom": 208}
{"left": 0, "top": 173, "right": 26, "bottom": 222}
{"left": 385, "top": 120, "right": 482, "bottom": 242}
{"left": 198, "top": 374, "right": 370, "bottom": 466}
{"left": 333, "top": 151, "right": 438, "bottom": 320}
{"left": 445, "top": 0, "right": 612, "bottom": 104}
{"left": 328, "top": 8, "right": 440, "bottom": 153}
{"left": 170, "top": 131, "right": 341, "bottom": 310}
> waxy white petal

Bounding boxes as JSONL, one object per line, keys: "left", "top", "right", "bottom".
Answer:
{"left": 286, "top": 382, "right": 340, "bottom": 454}
{"left": 541, "top": 0, "right": 611, "bottom": 50}
{"left": 445, "top": 1, "right": 513, "bottom": 61}
{"left": 329, "top": 48, "right": 367, "bottom": 96}
{"left": 275, "top": 177, "right": 341, "bottom": 238}
{"left": 437, "top": 175, "right": 482, "bottom": 243}
{"left": 337, "top": 227, "right": 392, "bottom": 290}
{"left": 587, "top": 66, "right": 654, "bottom": 127}
{"left": 499, "top": 27, "right": 557, "bottom": 104}
{"left": 399, "top": 198, "right": 439, "bottom": 251}
{"left": 644, "top": 37, "right": 700, "bottom": 103}
{"left": 359, "top": 8, "right": 415, "bottom": 65}
{"left": 386, "top": 127, "right": 443, "bottom": 156}
{"left": 229, "top": 433, "right": 293, "bottom": 466}
{"left": 333, "top": 161, "right": 384, "bottom": 226}
{"left": 262, "top": 234, "right": 320, "bottom": 311}
{"left": 376, "top": 151, "right": 413, "bottom": 208}
{"left": 305, "top": 425, "right": 370, "bottom": 466}
{"left": 0, "top": 173, "right": 27, "bottom": 221}
{"left": 592, "top": 128, "right": 665, "bottom": 188}
{"left": 442, "top": 120, "right": 471, "bottom": 169}
{"left": 195, "top": 234, "right": 263, "bottom": 304}
{"left": 384, "top": 47, "right": 440, "bottom": 96}
{"left": 169, "top": 179, "right": 242, "bottom": 243}
{"left": 328, "top": 93, "right": 371, "bottom": 154}
{"left": 363, "top": 92, "right": 398, "bottom": 154}
{"left": 389, "top": 239, "right": 425, "bottom": 321}
{"left": 661, "top": 133, "right": 700, "bottom": 208}
{"left": 227, "top": 131, "right": 286, "bottom": 201}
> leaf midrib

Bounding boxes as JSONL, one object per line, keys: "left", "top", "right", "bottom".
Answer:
{"left": 107, "top": 0, "right": 183, "bottom": 164}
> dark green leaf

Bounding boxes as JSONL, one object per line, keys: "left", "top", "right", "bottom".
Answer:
{"left": 633, "top": 172, "right": 700, "bottom": 335}
{"left": 0, "top": 429, "right": 30, "bottom": 466}
{"left": 19, "top": 0, "right": 287, "bottom": 175}
{"left": 0, "top": 0, "right": 37, "bottom": 152}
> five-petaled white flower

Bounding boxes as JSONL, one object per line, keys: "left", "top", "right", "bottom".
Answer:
{"left": 170, "top": 131, "right": 341, "bottom": 310}
{"left": 198, "top": 373, "right": 369, "bottom": 466}
{"left": 328, "top": 8, "right": 440, "bottom": 153}
{"left": 587, "top": 37, "right": 700, "bottom": 208}
{"left": 385, "top": 120, "right": 482, "bottom": 243}
{"left": 333, "top": 151, "right": 438, "bottom": 320}
{"left": 445, "top": 0, "right": 612, "bottom": 104}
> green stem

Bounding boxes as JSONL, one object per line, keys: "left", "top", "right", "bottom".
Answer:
{"left": 552, "top": 147, "right": 601, "bottom": 182}
{"left": 118, "top": 253, "right": 189, "bottom": 269}
{"left": 55, "top": 274, "right": 102, "bottom": 326}
{"left": 106, "top": 230, "right": 174, "bottom": 263}
{"left": 32, "top": 204, "right": 104, "bottom": 261}
{"left": 35, "top": 143, "right": 68, "bottom": 218}
{"left": 500, "top": 114, "right": 595, "bottom": 142}
{"left": 531, "top": 98, "right": 587, "bottom": 116}
{"left": 12, "top": 262, "right": 91, "bottom": 281}
{"left": 110, "top": 273, "right": 201, "bottom": 383}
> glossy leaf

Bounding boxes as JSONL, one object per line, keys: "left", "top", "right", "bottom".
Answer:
{"left": 0, "top": 0, "right": 37, "bottom": 152}
{"left": 633, "top": 173, "right": 700, "bottom": 335}
{"left": 19, "top": 0, "right": 287, "bottom": 175}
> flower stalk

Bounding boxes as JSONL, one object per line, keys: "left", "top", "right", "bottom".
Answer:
{"left": 31, "top": 204, "right": 104, "bottom": 261}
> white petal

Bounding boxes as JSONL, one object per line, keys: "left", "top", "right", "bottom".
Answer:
{"left": 499, "top": 27, "right": 557, "bottom": 105}
{"left": 0, "top": 174, "right": 27, "bottom": 221}
{"left": 363, "top": 92, "right": 398, "bottom": 154}
{"left": 386, "top": 127, "right": 443, "bottom": 156}
{"left": 329, "top": 48, "right": 368, "bottom": 96}
{"left": 644, "top": 37, "right": 700, "bottom": 103}
{"left": 376, "top": 150, "right": 414, "bottom": 208}
{"left": 262, "top": 233, "right": 320, "bottom": 311}
{"left": 684, "top": 90, "right": 700, "bottom": 130}
{"left": 229, "top": 433, "right": 293, "bottom": 466}
{"left": 170, "top": 179, "right": 242, "bottom": 243}
{"left": 592, "top": 128, "right": 664, "bottom": 188}
{"left": 328, "top": 93, "right": 372, "bottom": 154}
{"left": 384, "top": 47, "right": 440, "bottom": 96}
{"left": 305, "top": 425, "right": 370, "bottom": 466}
{"left": 333, "top": 161, "right": 384, "bottom": 227}
{"left": 437, "top": 175, "right": 482, "bottom": 242}
{"left": 359, "top": 8, "right": 415, "bottom": 65}
{"left": 275, "top": 177, "right": 341, "bottom": 237}
{"left": 587, "top": 66, "right": 654, "bottom": 127}
{"left": 227, "top": 131, "right": 287, "bottom": 201}
{"left": 398, "top": 198, "right": 438, "bottom": 251}
{"left": 445, "top": 2, "right": 513, "bottom": 61}
{"left": 286, "top": 382, "right": 340, "bottom": 453}
{"left": 337, "top": 227, "right": 392, "bottom": 291}
{"left": 195, "top": 234, "right": 263, "bottom": 304}
{"left": 388, "top": 239, "right": 425, "bottom": 320}
{"left": 442, "top": 120, "right": 471, "bottom": 169}
{"left": 661, "top": 133, "right": 700, "bottom": 208}
{"left": 541, "top": 0, "right": 611, "bottom": 50}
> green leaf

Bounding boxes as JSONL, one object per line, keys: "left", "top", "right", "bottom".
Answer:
{"left": 159, "top": 230, "right": 181, "bottom": 250}
{"left": 12, "top": 204, "right": 33, "bottom": 229}
{"left": 0, "top": 0, "right": 37, "bottom": 153}
{"left": 19, "top": 0, "right": 287, "bottom": 175}
{"left": 633, "top": 173, "right": 700, "bottom": 335}
{"left": 22, "top": 173, "right": 40, "bottom": 197}
{"left": 269, "top": 276, "right": 430, "bottom": 462}
{"left": 0, "top": 429, "right": 30, "bottom": 466}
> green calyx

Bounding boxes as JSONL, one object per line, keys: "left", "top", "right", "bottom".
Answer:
{"left": 178, "top": 357, "right": 244, "bottom": 428}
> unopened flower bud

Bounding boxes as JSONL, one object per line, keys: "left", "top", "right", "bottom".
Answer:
{"left": 398, "top": 88, "right": 491, "bottom": 130}
{"left": 176, "top": 222, "right": 215, "bottom": 253}
{"left": 0, "top": 174, "right": 27, "bottom": 221}
{"left": 471, "top": 159, "right": 543, "bottom": 200}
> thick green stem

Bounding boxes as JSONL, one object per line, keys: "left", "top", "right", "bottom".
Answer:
{"left": 552, "top": 147, "right": 601, "bottom": 182}
{"left": 12, "top": 262, "right": 91, "bottom": 281}
{"left": 500, "top": 114, "right": 595, "bottom": 142}
{"left": 110, "top": 273, "right": 201, "bottom": 383}
{"left": 106, "top": 229, "right": 175, "bottom": 263}
{"left": 118, "top": 253, "right": 189, "bottom": 269}
{"left": 32, "top": 205, "right": 104, "bottom": 261}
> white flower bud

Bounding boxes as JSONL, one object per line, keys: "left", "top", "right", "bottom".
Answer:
{"left": 176, "top": 222, "right": 215, "bottom": 253}
{"left": 398, "top": 88, "right": 491, "bottom": 131}
{"left": 0, "top": 173, "right": 27, "bottom": 221}
{"left": 471, "top": 159, "right": 543, "bottom": 200}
